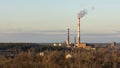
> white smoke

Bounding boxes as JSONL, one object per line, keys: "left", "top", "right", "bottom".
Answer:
{"left": 78, "top": 9, "right": 87, "bottom": 18}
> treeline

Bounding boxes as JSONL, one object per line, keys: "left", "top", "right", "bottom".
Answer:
{"left": 0, "top": 43, "right": 37, "bottom": 51}
{"left": 0, "top": 43, "right": 70, "bottom": 52}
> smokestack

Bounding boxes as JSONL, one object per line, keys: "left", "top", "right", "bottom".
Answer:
{"left": 67, "top": 28, "right": 70, "bottom": 45}
{"left": 78, "top": 17, "right": 80, "bottom": 45}
{"left": 77, "top": 9, "right": 87, "bottom": 45}
{"left": 74, "top": 36, "right": 76, "bottom": 46}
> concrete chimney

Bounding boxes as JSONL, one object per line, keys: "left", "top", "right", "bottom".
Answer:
{"left": 74, "top": 36, "right": 76, "bottom": 46}
{"left": 67, "top": 28, "right": 70, "bottom": 45}
{"left": 78, "top": 17, "right": 80, "bottom": 45}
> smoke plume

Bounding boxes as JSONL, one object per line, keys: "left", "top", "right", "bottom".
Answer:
{"left": 78, "top": 9, "right": 87, "bottom": 18}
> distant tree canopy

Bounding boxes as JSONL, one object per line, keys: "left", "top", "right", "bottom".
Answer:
{"left": 1, "top": 43, "right": 120, "bottom": 68}
{"left": 0, "top": 43, "right": 70, "bottom": 52}
{"left": 0, "top": 43, "right": 44, "bottom": 51}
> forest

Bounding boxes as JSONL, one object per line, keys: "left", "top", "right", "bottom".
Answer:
{"left": 0, "top": 43, "right": 120, "bottom": 68}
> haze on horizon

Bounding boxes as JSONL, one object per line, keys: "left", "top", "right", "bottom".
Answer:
{"left": 0, "top": 0, "right": 120, "bottom": 43}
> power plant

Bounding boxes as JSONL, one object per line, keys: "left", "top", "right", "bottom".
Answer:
{"left": 64, "top": 10, "right": 117, "bottom": 49}
{"left": 66, "top": 9, "right": 88, "bottom": 48}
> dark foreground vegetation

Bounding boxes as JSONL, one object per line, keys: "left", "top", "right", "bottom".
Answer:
{"left": 0, "top": 43, "right": 120, "bottom": 68}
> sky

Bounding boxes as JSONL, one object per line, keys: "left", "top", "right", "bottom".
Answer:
{"left": 0, "top": 0, "right": 120, "bottom": 43}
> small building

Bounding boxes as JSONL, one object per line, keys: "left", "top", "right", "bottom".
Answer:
{"left": 77, "top": 43, "right": 87, "bottom": 48}
{"left": 53, "top": 43, "right": 57, "bottom": 46}
{"left": 85, "top": 46, "right": 92, "bottom": 50}
{"left": 65, "top": 54, "right": 72, "bottom": 59}
{"left": 58, "top": 43, "right": 62, "bottom": 46}
{"left": 39, "top": 52, "right": 44, "bottom": 57}
{"left": 111, "top": 42, "right": 116, "bottom": 47}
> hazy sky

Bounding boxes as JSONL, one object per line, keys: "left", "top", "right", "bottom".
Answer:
{"left": 0, "top": 0, "right": 120, "bottom": 33}
{"left": 0, "top": 0, "right": 120, "bottom": 43}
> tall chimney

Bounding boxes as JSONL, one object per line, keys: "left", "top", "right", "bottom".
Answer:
{"left": 67, "top": 28, "right": 70, "bottom": 45}
{"left": 78, "top": 17, "right": 80, "bottom": 45}
{"left": 74, "top": 36, "right": 76, "bottom": 46}
{"left": 77, "top": 9, "right": 87, "bottom": 46}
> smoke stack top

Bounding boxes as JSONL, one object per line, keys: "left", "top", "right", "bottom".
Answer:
{"left": 78, "top": 9, "right": 87, "bottom": 19}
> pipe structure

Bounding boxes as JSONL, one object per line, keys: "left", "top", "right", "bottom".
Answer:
{"left": 74, "top": 36, "right": 76, "bottom": 46}
{"left": 67, "top": 28, "right": 70, "bottom": 45}
{"left": 78, "top": 17, "right": 80, "bottom": 45}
